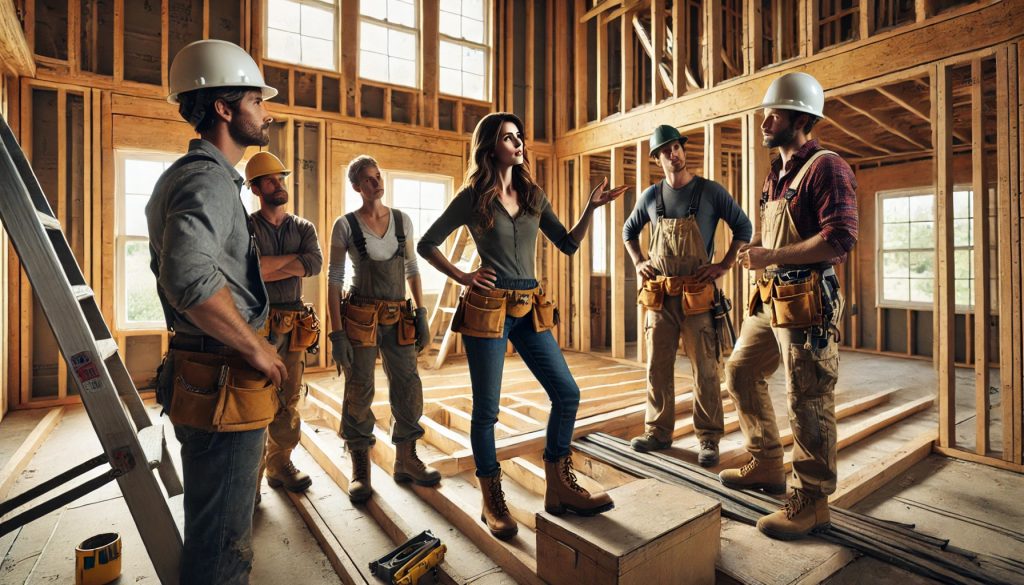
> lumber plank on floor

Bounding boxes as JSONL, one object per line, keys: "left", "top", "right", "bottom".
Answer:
{"left": 0, "top": 407, "right": 65, "bottom": 500}
{"left": 830, "top": 431, "right": 935, "bottom": 508}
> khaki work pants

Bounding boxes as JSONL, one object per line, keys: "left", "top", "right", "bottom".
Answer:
{"left": 341, "top": 321, "right": 425, "bottom": 451}
{"left": 645, "top": 296, "right": 724, "bottom": 442}
{"left": 261, "top": 330, "right": 306, "bottom": 475}
{"left": 724, "top": 303, "right": 839, "bottom": 496}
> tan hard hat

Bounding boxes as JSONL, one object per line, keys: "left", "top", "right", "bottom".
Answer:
{"left": 245, "top": 152, "right": 291, "bottom": 184}
{"left": 168, "top": 40, "right": 277, "bottom": 104}
{"left": 761, "top": 72, "right": 825, "bottom": 118}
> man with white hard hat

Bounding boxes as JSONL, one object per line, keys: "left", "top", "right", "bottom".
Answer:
{"left": 147, "top": 39, "right": 285, "bottom": 584}
{"left": 718, "top": 72, "right": 858, "bottom": 540}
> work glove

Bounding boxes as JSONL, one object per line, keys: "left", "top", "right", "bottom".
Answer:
{"left": 414, "top": 307, "right": 430, "bottom": 353}
{"left": 329, "top": 329, "right": 353, "bottom": 375}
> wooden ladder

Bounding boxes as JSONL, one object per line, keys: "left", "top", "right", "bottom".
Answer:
{"left": 0, "top": 114, "right": 183, "bottom": 583}
{"left": 426, "top": 226, "right": 479, "bottom": 369}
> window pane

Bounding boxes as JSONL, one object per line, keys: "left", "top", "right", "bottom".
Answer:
{"left": 440, "top": 0, "right": 461, "bottom": 12}
{"left": 268, "top": 0, "right": 301, "bottom": 33}
{"left": 884, "top": 277, "right": 909, "bottom": 302}
{"left": 909, "top": 194, "right": 933, "bottom": 221}
{"left": 420, "top": 182, "right": 446, "bottom": 207}
{"left": 267, "top": 28, "right": 302, "bottom": 63}
{"left": 883, "top": 251, "right": 908, "bottom": 278}
{"left": 361, "top": 21, "right": 388, "bottom": 52}
{"left": 909, "top": 251, "right": 933, "bottom": 279}
{"left": 439, "top": 11, "right": 461, "bottom": 37}
{"left": 592, "top": 206, "right": 607, "bottom": 273}
{"left": 390, "top": 57, "right": 416, "bottom": 87}
{"left": 909, "top": 221, "right": 933, "bottom": 249}
{"left": 361, "top": 1, "right": 386, "bottom": 20}
{"left": 125, "top": 194, "right": 150, "bottom": 237}
{"left": 462, "top": 16, "right": 484, "bottom": 43}
{"left": 463, "top": 0, "right": 485, "bottom": 20}
{"left": 954, "top": 279, "right": 972, "bottom": 307}
{"left": 302, "top": 37, "right": 335, "bottom": 69}
{"left": 882, "top": 196, "right": 909, "bottom": 222}
{"left": 124, "top": 159, "right": 167, "bottom": 195}
{"left": 463, "top": 73, "right": 484, "bottom": 100}
{"left": 909, "top": 278, "right": 932, "bottom": 303}
{"left": 389, "top": 29, "right": 417, "bottom": 61}
{"left": 439, "top": 67, "right": 461, "bottom": 95}
{"left": 388, "top": 0, "right": 416, "bottom": 27}
{"left": 301, "top": 4, "right": 335, "bottom": 40}
{"left": 439, "top": 40, "right": 461, "bottom": 65}
{"left": 953, "top": 218, "right": 971, "bottom": 247}
{"left": 953, "top": 190, "right": 971, "bottom": 219}
{"left": 882, "top": 223, "right": 909, "bottom": 250}
{"left": 360, "top": 51, "right": 389, "bottom": 82}
{"left": 463, "top": 46, "right": 485, "bottom": 75}
{"left": 954, "top": 249, "right": 972, "bottom": 280}
{"left": 124, "top": 240, "right": 164, "bottom": 323}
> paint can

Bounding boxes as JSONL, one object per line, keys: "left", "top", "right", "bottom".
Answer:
{"left": 75, "top": 532, "right": 122, "bottom": 585}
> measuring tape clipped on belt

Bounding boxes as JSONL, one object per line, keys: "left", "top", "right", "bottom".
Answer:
{"left": 369, "top": 530, "right": 446, "bottom": 585}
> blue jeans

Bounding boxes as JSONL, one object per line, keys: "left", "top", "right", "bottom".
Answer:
{"left": 462, "top": 314, "right": 581, "bottom": 477}
{"left": 175, "top": 425, "right": 266, "bottom": 585}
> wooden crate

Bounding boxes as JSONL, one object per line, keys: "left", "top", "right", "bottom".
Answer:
{"left": 536, "top": 478, "right": 720, "bottom": 585}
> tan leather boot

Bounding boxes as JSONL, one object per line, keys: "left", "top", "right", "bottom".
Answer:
{"left": 479, "top": 470, "right": 517, "bottom": 540}
{"left": 757, "top": 490, "right": 831, "bottom": 540}
{"left": 393, "top": 441, "right": 441, "bottom": 486}
{"left": 348, "top": 449, "right": 372, "bottom": 503}
{"left": 544, "top": 455, "right": 614, "bottom": 516}
{"left": 719, "top": 457, "right": 786, "bottom": 494}
{"left": 266, "top": 461, "right": 313, "bottom": 493}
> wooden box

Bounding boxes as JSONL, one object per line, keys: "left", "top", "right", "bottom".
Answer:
{"left": 536, "top": 478, "right": 720, "bottom": 585}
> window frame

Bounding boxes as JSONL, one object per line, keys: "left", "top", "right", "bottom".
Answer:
{"left": 438, "top": 0, "right": 492, "bottom": 102}
{"left": 263, "top": 0, "right": 340, "bottom": 72}
{"left": 359, "top": 0, "right": 422, "bottom": 89}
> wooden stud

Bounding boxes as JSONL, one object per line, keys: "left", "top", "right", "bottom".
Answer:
{"left": 113, "top": 0, "right": 124, "bottom": 83}
{"left": 421, "top": 0, "right": 439, "bottom": 129}
{"left": 971, "top": 57, "right": 991, "bottom": 456}
{"left": 933, "top": 63, "right": 955, "bottom": 449}
{"left": 704, "top": 0, "right": 722, "bottom": 88}
{"left": 610, "top": 146, "right": 626, "bottom": 358}
{"left": 835, "top": 96, "right": 927, "bottom": 150}
{"left": 746, "top": 0, "right": 763, "bottom": 75}
{"left": 574, "top": 0, "right": 587, "bottom": 128}
{"left": 340, "top": 0, "right": 359, "bottom": 119}
{"left": 595, "top": 13, "right": 607, "bottom": 121}
{"left": 915, "top": 0, "right": 933, "bottom": 22}
{"left": 859, "top": 0, "right": 874, "bottom": 41}
{"left": 554, "top": 0, "right": 569, "bottom": 134}
{"left": 525, "top": 0, "right": 536, "bottom": 137}
{"left": 57, "top": 88, "right": 68, "bottom": 400}
{"left": 636, "top": 139, "right": 651, "bottom": 363}
{"left": 672, "top": 0, "right": 688, "bottom": 95}
{"left": 578, "top": 155, "right": 592, "bottom": 352}
{"left": 620, "top": 8, "right": 634, "bottom": 113}
{"left": 651, "top": 0, "right": 666, "bottom": 101}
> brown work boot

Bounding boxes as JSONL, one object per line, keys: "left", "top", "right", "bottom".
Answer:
{"left": 630, "top": 431, "right": 672, "bottom": 453}
{"left": 544, "top": 455, "right": 614, "bottom": 517}
{"left": 757, "top": 490, "right": 831, "bottom": 540}
{"left": 479, "top": 469, "right": 517, "bottom": 540}
{"left": 266, "top": 461, "right": 313, "bottom": 493}
{"left": 393, "top": 441, "right": 441, "bottom": 486}
{"left": 348, "top": 449, "right": 372, "bottom": 503}
{"left": 719, "top": 457, "right": 786, "bottom": 494}
{"left": 697, "top": 440, "right": 720, "bottom": 467}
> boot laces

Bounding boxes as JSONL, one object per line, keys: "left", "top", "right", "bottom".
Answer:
{"left": 486, "top": 473, "right": 511, "bottom": 516}
{"left": 282, "top": 461, "right": 301, "bottom": 476}
{"left": 782, "top": 490, "right": 811, "bottom": 519}
{"left": 739, "top": 458, "right": 759, "bottom": 477}
{"left": 699, "top": 440, "right": 716, "bottom": 452}
{"left": 560, "top": 457, "right": 589, "bottom": 495}
{"left": 405, "top": 442, "right": 426, "bottom": 471}
{"left": 352, "top": 451, "right": 369, "bottom": 478}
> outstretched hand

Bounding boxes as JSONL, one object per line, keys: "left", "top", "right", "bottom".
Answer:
{"left": 588, "top": 177, "right": 629, "bottom": 209}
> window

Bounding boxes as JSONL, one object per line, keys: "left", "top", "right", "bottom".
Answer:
{"left": 344, "top": 171, "right": 452, "bottom": 294}
{"left": 360, "top": 0, "right": 419, "bottom": 88}
{"left": 116, "top": 151, "right": 258, "bottom": 330}
{"left": 439, "top": 0, "right": 490, "bottom": 101}
{"left": 591, "top": 205, "right": 608, "bottom": 274}
{"left": 266, "top": 0, "right": 337, "bottom": 70}
{"left": 877, "top": 187, "right": 995, "bottom": 312}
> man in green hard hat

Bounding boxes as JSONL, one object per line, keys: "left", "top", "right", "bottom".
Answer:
{"left": 622, "top": 124, "right": 752, "bottom": 467}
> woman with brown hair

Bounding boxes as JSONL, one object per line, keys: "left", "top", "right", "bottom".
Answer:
{"left": 418, "top": 112, "right": 626, "bottom": 539}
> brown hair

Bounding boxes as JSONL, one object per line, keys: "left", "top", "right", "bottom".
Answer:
{"left": 462, "top": 112, "right": 541, "bottom": 232}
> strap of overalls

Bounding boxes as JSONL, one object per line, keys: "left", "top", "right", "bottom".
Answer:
{"left": 760, "top": 149, "right": 837, "bottom": 210}
{"left": 654, "top": 176, "right": 707, "bottom": 219}
{"left": 345, "top": 212, "right": 369, "bottom": 260}
{"left": 392, "top": 208, "right": 405, "bottom": 258}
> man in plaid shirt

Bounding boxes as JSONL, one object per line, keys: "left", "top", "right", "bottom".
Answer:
{"left": 719, "top": 72, "right": 858, "bottom": 540}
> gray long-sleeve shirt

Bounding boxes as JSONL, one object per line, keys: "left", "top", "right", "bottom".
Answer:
{"left": 327, "top": 210, "right": 419, "bottom": 290}
{"left": 250, "top": 212, "right": 323, "bottom": 306}
{"left": 417, "top": 187, "right": 579, "bottom": 281}
{"left": 146, "top": 139, "right": 268, "bottom": 335}
{"left": 622, "top": 177, "right": 753, "bottom": 259}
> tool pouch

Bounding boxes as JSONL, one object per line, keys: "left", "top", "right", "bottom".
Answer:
{"left": 169, "top": 350, "right": 276, "bottom": 432}
{"left": 289, "top": 305, "right": 321, "bottom": 353}
{"left": 377, "top": 301, "right": 404, "bottom": 326}
{"left": 682, "top": 282, "right": 715, "bottom": 316}
{"left": 270, "top": 310, "right": 296, "bottom": 335}
{"left": 370, "top": 530, "right": 445, "bottom": 585}
{"left": 454, "top": 290, "right": 506, "bottom": 338}
{"left": 343, "top": 301, "right": 379, "bottom": 347}
{"left": 769, "top": 272, "right": 823, "bottom": 329}
{"left": 506, "top": 289, "right": 536, "bottom": 319}
{"left": 748, "top": 276, "right": 774, "bottom": 316}
{"left": 637, "top": 279, "right": 665, "bottom": 311}
{"left": 532, "top": 289, "right": 558, "bottom": 333}
{"left": 397, "top": 310, "right": 417, "bottom": 346}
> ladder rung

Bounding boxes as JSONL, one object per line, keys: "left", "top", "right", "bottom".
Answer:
{"left": 71, "top": 285, "right": 95, "bottom": 301}
{"left": 35, "top": 210, "right": 61, "bottom": 230}
{"left": 137, "top": 425, "right": 165, "bottom": 469}
{"left": 439, "top": 307, "right": 456, "bottom": 314}
{"left": 96, "top": 338, "right": 119, "bottom": 360}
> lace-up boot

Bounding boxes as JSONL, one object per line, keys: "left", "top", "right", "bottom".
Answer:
{"left": 479, "top": 469, "right": 517, "bottom": 540}
{"left": 349, "top": 449, "right": 372, "bottom": 503}
{"left": 544, "top": 455, "right": 614, "bottom": 516}
{"left": 757, "top": 489, "right": 830, "bottom": 540}
{"left": 719, "top": 457, "right": 786, "bottom": 494}
{"left": 394, "top": 441, "right": 441, "bottom": 486}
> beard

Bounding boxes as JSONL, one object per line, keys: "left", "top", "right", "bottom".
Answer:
{"left": 763, "top": 122, "right": 797, "bottom": 148}
{"left": 230, "top": 115, "right": 270, "bottom": 147}
{"left": 264, "top": 190, "right": 288, "bottom": 207}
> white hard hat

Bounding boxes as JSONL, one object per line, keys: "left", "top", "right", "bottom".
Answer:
{"left": 761, "top": 72, "right": 825, "bottom": 118}
{"left": 167, "top": 40, "right": 277, "bottom": 104}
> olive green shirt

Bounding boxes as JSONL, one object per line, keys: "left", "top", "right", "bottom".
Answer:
{"left": 417, "top": 187, "right": 579, "bottom": 281}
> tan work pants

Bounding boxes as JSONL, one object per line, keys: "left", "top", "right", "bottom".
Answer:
{"left": 724, "top": 303, "right": 839, "bottom": 496}
{"left": 261, "top": 330, "right": 306, "bottom": 476}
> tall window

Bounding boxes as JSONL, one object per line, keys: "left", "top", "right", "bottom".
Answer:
{"left": 877, "top": 187, "right": 994, "bottom": 311}
{"left": 360, "top": 0, "right": 419, "bottom": 88}
{"left": 344, "top": 171, "right": 451, "bottom": 293}
{"left": 266, "top": 0, "right": 337, "bottom": 70}
{"left": 439, "top": 0, "right": 490, "bottom": 101}
{"left": 116, "top": 151, "right": 258, "bottom": 330}
{"left": 591, "top": 205, "right": 608, "bottom": 274}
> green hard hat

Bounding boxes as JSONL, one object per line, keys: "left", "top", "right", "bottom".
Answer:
{"left": 649, "top": 125, "right": 688, "bottom": 158}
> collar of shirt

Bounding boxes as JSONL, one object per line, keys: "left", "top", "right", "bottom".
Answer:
{"left": 766, "top": 139, "right": 822, "bottom": 198}
{"left": 187, "top": 138, "right": 245, "bottom": 189}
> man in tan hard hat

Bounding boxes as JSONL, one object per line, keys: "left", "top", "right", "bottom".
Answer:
{"left": 245, "top": 151, "right": 323, "bottom": 499}
{"left": 623, "top": 125, "right": 752, "bottom": 466}
{"left": 719, "top": 72, "right": 858, "bottom": 540}
{"left": 147, "top": 39, "right": 285, "bottom": 584}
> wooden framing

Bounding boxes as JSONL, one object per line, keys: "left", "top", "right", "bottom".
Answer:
{"left": 933, "top": 63, "right": 956, "bottom": 449}
{"left": 650, "top": 0, "right": 666, "bottom": 102}
{"left": 0, "top": 0, "right": 35, "bottom": 77}
{"left": 0, "top": 407, "right": 64, "bottom": 499}
{"left": 609, "top": 146, "right": 626, "bottom": 358}
{"left": 970, "top": 57, "right": 990, "bottom": 455}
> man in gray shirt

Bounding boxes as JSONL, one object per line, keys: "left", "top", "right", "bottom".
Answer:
{"left": 622, "top": 125, "right": 752, "bottom": 466}
{"left": 245, "top": 151, "right": 323, "bottom": 498}
{"left": 147, "top": 40, "right": 286, "bottom": 585}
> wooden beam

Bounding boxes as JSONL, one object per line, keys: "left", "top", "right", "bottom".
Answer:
{"left": 574, "top": 0, "right": 587, "bottom": 128}
{"left": 596, "top": 11, "right": 608, "bottom": 120}
{"left": 620, "top": 8, "right": 634, "bottom": 112}
{"left": 420, "top": 0, "right": 439, "bottom": 129}
{"left": 705, "top": 0, "right": 723, "bottom": 88}
{"left": 874, "top": 85, "right": 968, "bottom": 146}
{"left": 636, "top": 140, "right": 651, "bottom": 363}
{"left": 610, "top": 146, "right": 626, "bottom": 358}
{"left": 817, "top": 116, "right": 894, "bottom": 155}
{"left": 933, "top": 64, "right": 956, "bottom": 449}
{"left": 0, "top": 0, "right": 36, "bottom": 76}
{"left": 971, "top": 57, "right": 991, "bottom": 456}
{"left": 651, "top": 0, "right": 666, "bottom": 101}
{"left": 835, "top": 96, "right": 928, "bottom": 150}
{"left": 0, "top": 407, "right": 65, "bottom": 500}
{"left": 915, "top": 0, "right": 933, "bottom": 22}
{"left": 859, "top": 0, "right": 874, "bottom": 42}
{"left": 525, "top": 0, "right": 536, "bottom": 137}
{"left": 578, "top": 155, "right": 592, "bottom": 352}
{"left": 580, "top": 0, "right": 623, "bottom": 23}
{"left": 673, "top": 0, "right": 688, "bottom": 95}
{"left": 340, "top": 0, "right": 359, "bottom": 117}
{"left": 746, "top": 0, "right": 763, "bottom": 75}
{"left": 606, "top": 0, "right": 643, "bottom": 22}
{"left": 631, "top": 16, "right": 674, "bottom": 94}
{"left": 285, "top": 490, "right": 370, "bottom": 585}
{"left": 829, "top": 432, "right": 935, "bottom": 508}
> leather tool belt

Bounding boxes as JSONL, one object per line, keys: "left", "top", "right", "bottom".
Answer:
{"left": 342, "top": 297, "right": 417, "bottom": 347}
{"left": 638, "top": 274, "right": 716, "bottom": 315}
{"left": 451, "top": 286, "right": 558, "bottom": 339}
{"left": 265, "top": 305, "right": 321, "bottom": 353}
{"left": 748, "top": 266, "right": 836, "bottom": 329}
